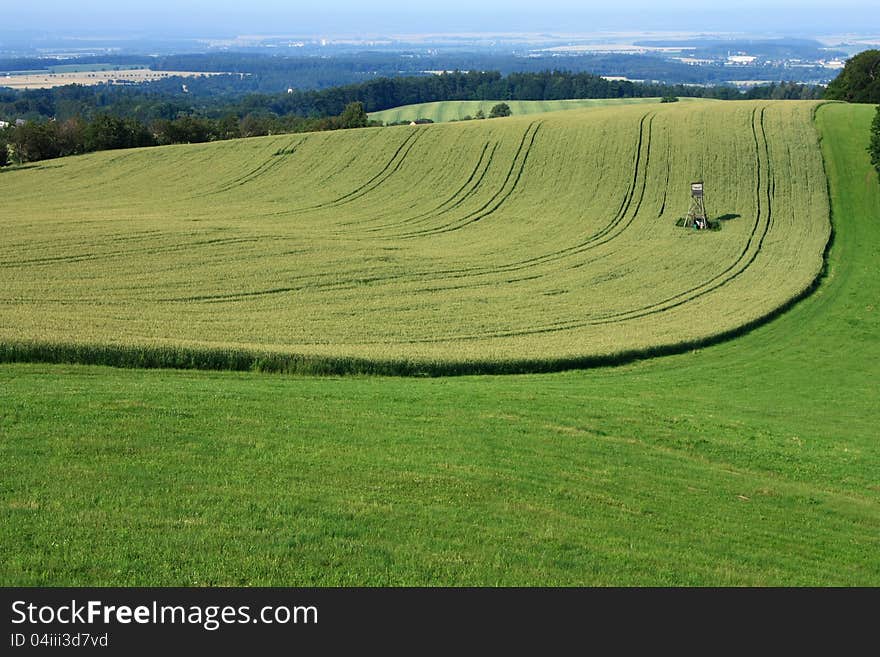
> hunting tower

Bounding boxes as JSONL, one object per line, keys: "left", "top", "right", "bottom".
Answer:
{"left": 684, "top": 181, "right": 708, "bottom": 229}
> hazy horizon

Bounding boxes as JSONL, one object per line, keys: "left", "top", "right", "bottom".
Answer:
{"left": 3, "top": 1, "right": 880, "bottom": 39}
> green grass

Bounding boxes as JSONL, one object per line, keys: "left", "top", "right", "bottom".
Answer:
{"left": 0, "top": 101, "right": 829, "bottom": 373}
{"left": 368, "top": 98, "right": 701, "bottom": 124}
{"left": 0, "top": 103, "right": 877, "bottom": 585}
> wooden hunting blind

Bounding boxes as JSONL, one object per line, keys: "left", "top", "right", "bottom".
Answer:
{"left": 684, "top": 181, "right": 709, "bottom": 229}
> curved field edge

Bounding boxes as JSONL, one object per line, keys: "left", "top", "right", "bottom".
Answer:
{"left": 0, "top": 251, "right": 830, "bottom": 376}
{"left": 0, "top": 102, "right": 831, "bottom": 376}
{"left": 0, "top": 273, "right": 833, "bottom": 375}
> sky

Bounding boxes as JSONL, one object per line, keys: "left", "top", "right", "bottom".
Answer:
{"left": 3, "top": 1, "right": 879, "bottom": 37}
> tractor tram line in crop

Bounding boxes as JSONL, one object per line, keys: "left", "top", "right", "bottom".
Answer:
{"left": 438, "top": 105, "right": 780, "bottom": 338}
{"left": 351, "top": 141, "right": 498, "bottom": 232}
{"left": 288, "top": 127, "right": 428, "bottom": 214}
{"left": 354, "top": 105, "right": 792, "bottom": 342}
{"left": 215, "top": 112, "right": 655, "bottom": 304}
{"left": 350, "top": 112, "right": 650, "bottom": 279}
{"left": 323, "top": 111, "right": 650, "bottom": 290}
{"left": 394, "top": 121, "right": 544, "bottom": 238}
{"left": 162, "top": 115, "right": 638, "bottom": 300}
{"left": 209, "top": 136, "right": 307, "bottom": 195}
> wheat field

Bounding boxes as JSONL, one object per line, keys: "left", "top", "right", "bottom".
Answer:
{"left": 0, "top": 100, "right": 830, "bottom": 373}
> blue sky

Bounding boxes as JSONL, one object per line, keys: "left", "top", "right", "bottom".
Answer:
{"left": 3, "top": 1, "right": 879, "bottom": 36}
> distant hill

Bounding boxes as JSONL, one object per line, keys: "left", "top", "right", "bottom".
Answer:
{"left": 369, "top": 97, "right": 704, "bottom": 124}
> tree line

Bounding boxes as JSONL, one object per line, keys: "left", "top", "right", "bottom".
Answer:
{"left": 0, "top": 102, "right": 372, "bottom": 166}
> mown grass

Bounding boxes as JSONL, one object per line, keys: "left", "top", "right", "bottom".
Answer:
{"left": 0, "top": 103, "right": 877, "bottom": 586}
{"left": 0, "top": 101, "right": 829, "bottom": 373}
{"left": 368, "top": 97, "right": 699, "bottom": 124}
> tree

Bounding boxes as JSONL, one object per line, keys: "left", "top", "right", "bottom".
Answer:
{"left": 489, "top": 102, "right": 512, "bottom": 118}
{"left": 0, "top": 136, "right": 8, "bottom": 166}
{"left": 474, "top": 109, "right": 486, "bottom": 120}
{"left": 339, "top": 101, "right": 368, "bottom": 129}
{"left": 825, "top": 50, "right": 880, "bottom": 104}
{"left": 215, "top": 114, "right": 241, "bottom": 140}
{"left": 84, "top": 114, "right": 155, "bottom": 152}
{"left": 151, "top": 116, "right": 213, "bottom": 145}
{"left": 55, "top": 117, "right": 87, "bottom": 156}
{"left": 11, "top": 121, "right": 62, "bottom": 162}
{"left": 661, "top": 95, "right": 679, "bottom": 103}
{"left": 870, "top": 106, "right": 880, "bottom": 176}
{"left": 239, "top": 114, "right": 271, "bottom": 138}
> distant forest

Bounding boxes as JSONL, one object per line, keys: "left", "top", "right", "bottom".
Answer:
{"left": 0, "top": 70, "right": 824, "bottom": 124}
{"left": 0, "top": 50, "right": 835, "bottom": 95}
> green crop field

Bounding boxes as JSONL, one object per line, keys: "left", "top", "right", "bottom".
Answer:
{"left": 1, "top": 102, "right": 877, "bottom": 586}
{"left": 0, "top": 101, "right": 829, "bottom": 374}
{"left": 369, "top": 98, "right": 699, "bottom": 124}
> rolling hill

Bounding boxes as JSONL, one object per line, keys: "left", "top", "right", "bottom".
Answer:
{"left": 0, "top": 103, "right": 877, "bottom": 586}
{"left": 0, "top": 100, "right": 829, "bottom": 374}
{"left": 368, "top": 98, "right": 698, "bottom": 124}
